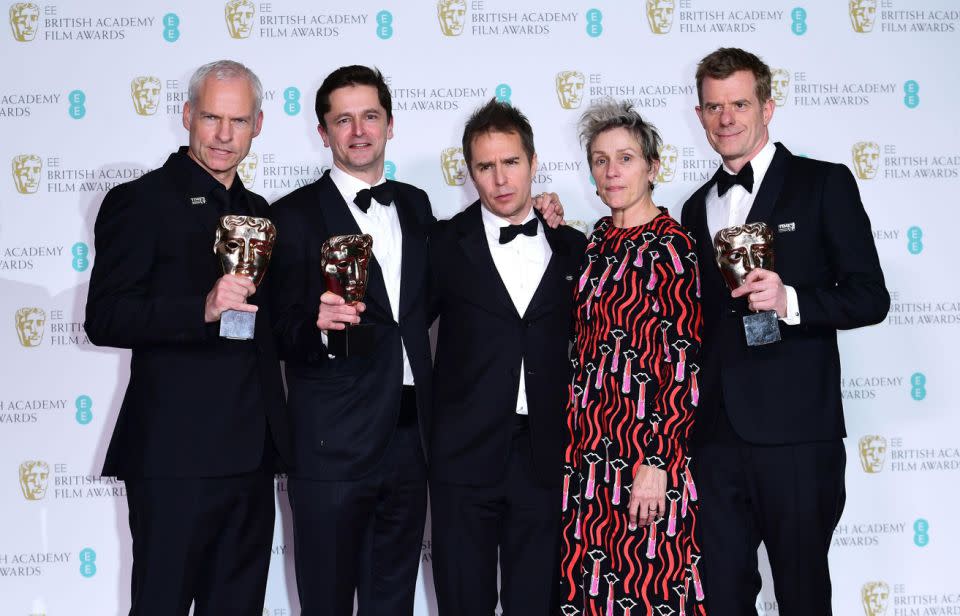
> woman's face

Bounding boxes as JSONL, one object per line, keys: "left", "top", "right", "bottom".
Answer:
{"left": 589, "top": 127, "right": 659, "bottom": 213}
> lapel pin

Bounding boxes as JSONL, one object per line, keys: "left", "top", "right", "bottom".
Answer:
{"left": 778, "top": 222, "right": 796, "bottom": 233}
{"left": 190, "top": 196, "right": 207, "bottom": 205}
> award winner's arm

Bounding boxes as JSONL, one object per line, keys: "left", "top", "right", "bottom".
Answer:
{"left": 84, "top": 183, "right": 211, "bottom": 348}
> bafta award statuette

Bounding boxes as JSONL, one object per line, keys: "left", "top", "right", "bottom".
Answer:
{"left": 321, "top": 234, "right": 375, "bottom": 357}
{"left": 214, "top": 215, "right": 277, "bottom": 340}
{"left": 713, "top": 222, "right": 781, "bottom": 347}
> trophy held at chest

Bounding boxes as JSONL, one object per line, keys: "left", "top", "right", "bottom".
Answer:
{"left": 714, "top": 222, "right": 781, "bottom": 347}
{"left": 322, "top": 234, "right": 375, "bottom": 357}
{"left": 214, "top": 215, "right": 277, "bottom": 340}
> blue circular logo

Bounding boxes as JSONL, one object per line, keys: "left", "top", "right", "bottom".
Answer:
{"left": 495, "top": 83, "right": 512, "bottom": 103}
{"left": 71, "top": 242, "right": 90, "bottom": 272}
{"left": 79, "top": 548, "right": 97, "bottom": 577}
{"left": 913, "top": 518, "right": 930, "bottom": 547}
{"left": 903, "top": 81, "right": 920, "bottom": 109}
{"left": 283, "top": 87, "right": 301, "bottom": 116}
{"left": 907, "top": 226, "right": 923, "bottom": 254}
{"left": 376, "top": 12, "right": 394, "bottom": 39}
{"left": 384, "top": 160, "right": 397, "bottom": 180}
{"left": 377, "top": 10, "right": 393, "bottom": 25}
{"left": 585, "top": 8, "right": 603, "bottom": 37}
{"left": 68, "top": 89, "right": 86, "bottom": 120}
{"left": 910, "top": 372, "right": 927, "bottom": 400}
{"left": 76, "top": 394, "right": 93, "bottom": 425}
{"left": 791, "top": 7, "right": 808, "bottom": 35}
{"left": 163, "top": 13, "right": 180, "bottom": 42}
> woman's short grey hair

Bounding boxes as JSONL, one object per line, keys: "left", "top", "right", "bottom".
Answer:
{"left": 578, "top": 100, "right": 662, "bottom": 190}
{"left": 188, "top": 59, "right": 263, "bottom": 116}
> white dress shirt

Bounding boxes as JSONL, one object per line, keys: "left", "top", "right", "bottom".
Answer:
{"left": 327, "top": 166, "right": 414, "bottom": 385}
{"left": 705, "top": 140, "right": 800, "bottom": 324}
{"left": 480, "top": 205, "right": 552, "bottom": 415}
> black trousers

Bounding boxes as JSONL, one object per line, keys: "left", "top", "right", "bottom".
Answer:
{"left": 124, "top": 469, "right": 275, "bottom": 616}
{"left": 288, "top": 387, "right": 428, "bottom": 616}
{"left": 430, "top": 416, "right": 561, "bottom": 616}
{"left": 695, "top": 412, "right": 846, "bottom": 616}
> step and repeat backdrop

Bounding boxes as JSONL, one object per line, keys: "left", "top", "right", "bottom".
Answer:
{"left": 2, "top": 1, "right": 958, "bottom": 614}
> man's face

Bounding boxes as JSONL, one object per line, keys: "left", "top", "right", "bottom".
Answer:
{"left": 440, "top": 147, "right": 467, "bottom": 186}
{"left": 10, "top": 3, "right": 39, "bottom": 41}
{"left": 319, "top": 85, "right": 393, "bottom": 183}
{"left": 322, "top": 235, "right": 373, "bottom": 304}
{"left": 214, "top": 216, "right": 276, "bottom": 286}
{"left": 714, "top": 224, "right": 774, "bottom": 290}
{"left": 226, "top": 0, "right": 255, "bottom": 38}
{"left": 183, "top": 76, "right": 262, "bottom": 188}
{"left": 15, "top": 308, "right": 45, "bottom": 347}
{"left": 19, "top": 461, "right": 49, "bottom": 499}
{"left": 696, "top": 70, "right": 774, "bottom": 173}
{"left": 12, "top": 155, "right": 42, "bottom": 193}
{"left": 850, "top": 0, "right": 877, "bottom": 32}
{"left": 131, "top": 77, "right": 162, "bottom": 116}
{"left": 646, "top": 0, "right": 674, "bottom": 33}
{"left": 556, "top": 72, "right": 585, "bottom": 109}
{"left": 437, "top": 0, "right": 467, "bottom": 35}
{"left": 657, "top": 145, "right": 678, "bottom": 182}
{"left": 589, "top": 127, "right": 659, "bottom": 215}
{"left": 469, "top": 130, "right": 537, "bottom": 224}
{"left": 853, "top": 142, "right": 880, "bottom": 179}
{"left": 859, "top": 436, "right": 887, "bottom": 473}
{"left": 770, "top": 69, "right": 790, "bottom": 106}
{"left": 237, "top": 153, "right": 258, "bottom": 188}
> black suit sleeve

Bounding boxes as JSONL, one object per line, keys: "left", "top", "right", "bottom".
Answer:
{"left": 794, "top": 164, "right": 890, "bottom": 329}
{"left": 84, "top": 183, "right": 209, "bottom": 349}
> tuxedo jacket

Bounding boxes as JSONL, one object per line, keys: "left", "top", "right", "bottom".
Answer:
{"left": 269, "top": 171, "right": 434, "bottom": 481}
{"left": 429, "top": 202, "right": 588, "bottom": 487}
{"left": 680, "top": 143, "right": 889, "bottom": 445}
{"left": 85, "top": 150, "right": 293, "bottom": 479}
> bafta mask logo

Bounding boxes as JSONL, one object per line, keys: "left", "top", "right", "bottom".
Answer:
{"left": 437, "top": 0, "right": 466, "bottom": 36}
{"left": 130, "top": 76, "right": 162, "bottom": 116}
{"left": 225, "top": 0, "right": 256, "bottom": 39}
{"left": 770, "top": 68, "right": 791, "bottom": 107}
{"left": 555, "top": 71, "right": 586, "bottom": 110}
{"left": 852, "top": 141, "right": 881, "bottom": 180}
{"left": 850, "top": 0, "right": 877, "bottom": 33}
{"left": 713, "top": 223, "right": 775, "bottom": 290}
{"left": 15, "top": 307, "right": 46, "bottom": 347}
{"left": 858, "top": 435, "right": 887, "bottom": 473}
{"left": 440, "top": 147, "right": 467, "bottom": 186}
{"left": 9, "top": 2, "right": 38, "bottom": 41}
{"left": 646, "top": 0, "right": 675, "bottom": 34}
{"left": 214, "top": 216, "right": 277, "bottom": 286}
{"left": 657, "top": 144, "right": 678, "bottom": 183}
{"left": 321, "top": 234, "right": 373, "bottom": 305}
{"left": 237, "top": 152, "right": 258, "bottom": 189}
{"left": 12, "top": 154, "right": 42, "bottom": 194}
{"left": 861, "top": 581, "right": 890, "bottom": 616}
{"left": 19, "top": 460, "right": 49, "bottom": 500}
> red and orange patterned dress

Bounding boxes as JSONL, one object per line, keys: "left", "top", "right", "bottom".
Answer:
{"left": 560, "top": 212, "right": 705, "bottom": 616}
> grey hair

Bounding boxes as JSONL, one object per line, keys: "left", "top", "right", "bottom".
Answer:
{"left": 188, "top": 59, "right": 263, "bottom": 117}
{"left": 578, "top": 99, "right": 662, "bottom": 190}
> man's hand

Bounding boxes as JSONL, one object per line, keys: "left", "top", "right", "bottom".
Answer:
{"left": 204, "top": 274, "right": 257, "bottom": 323}
{"left": 731, "top": 268, "right": 787, "bottom": 317}
{"left": 628, "top": 464, "right": 667, "bottom": 530}
{"left": 316, "top": 291, "right": 365, "bottom": 331}
{"left": 532, "top": 192, "right": 565, "bottom": 229}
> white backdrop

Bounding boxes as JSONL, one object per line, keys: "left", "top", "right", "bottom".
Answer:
{"left": 2, "top": 1, "right": 958, "bottom": 615}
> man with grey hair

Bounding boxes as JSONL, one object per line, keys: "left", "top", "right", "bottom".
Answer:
{"left": 85, "top": 59, "right": 291, "bottom": 615}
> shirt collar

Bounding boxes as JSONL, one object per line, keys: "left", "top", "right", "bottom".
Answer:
{"left": 166, "top": 146, "right": 241, "bottom": 199}
{"left": 480, "top": 202, "right": 538, "bottom": 242}
{"left": 329, "top": 165, "right": 386, "bottom": 210}
{"left": 720, "top": 139, "right": 776, "bottom": 186}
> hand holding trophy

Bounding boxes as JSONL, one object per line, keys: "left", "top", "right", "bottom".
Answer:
{"left": 213, "top": 215, "right": 277, "bottom": 340}
{"left": 321, "top": 234, "right": 375, "bottom": 357}
{"left": 713, "top": 222, "right": 781, "bottom": 346}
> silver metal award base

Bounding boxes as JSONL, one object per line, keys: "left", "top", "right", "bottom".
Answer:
{"left": 743, "top": 310, "right": 781, "bottom": 346}
{"left": 220, "top": 309, "right": 255, "bottom": 340}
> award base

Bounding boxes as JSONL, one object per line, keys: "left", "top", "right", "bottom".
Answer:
{"left": 220, "top": 309, "right": 255, "bottom": 340}
{"left": 327, "top": 323, "right": 375, "bottom": 357}
{"left": 743, "top": 310, "right": 781, "bottom": 347}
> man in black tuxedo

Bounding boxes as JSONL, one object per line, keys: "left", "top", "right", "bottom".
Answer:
{"left": 680, "top": 48, "right": 890, "bottom": 614}
{"left": 429, "top": 99, "right": 587, "bottom": 615}
{"left": 84, "top": 60, "right": 292, "bottom": 615}
{"left": 269, "top": 66, "right": 434, "bottom": 616}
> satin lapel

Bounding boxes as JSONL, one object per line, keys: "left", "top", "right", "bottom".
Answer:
{"left": 524, "top": 214, "right": 569, "bottom": 319}
{"left": 745, "top": 142, "right": 790, "bottom": 226}
{"left": 456, "top": 202, "right": 519, "bottom": 319}
{"left": 315, "top": 173, "right": 391, "bottom": 317}
{"left": 394, "top": 184, "right": 426, "bottom": 320}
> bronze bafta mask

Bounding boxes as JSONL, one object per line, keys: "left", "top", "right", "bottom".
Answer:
{"left": 321, "top": 234, "right": 373, "bottom": 304}
{"left": 713, "top": 222, "right": 775, "bottom": 290}
{"left": 214, "top": 215, "right": 277, "bottom": 286}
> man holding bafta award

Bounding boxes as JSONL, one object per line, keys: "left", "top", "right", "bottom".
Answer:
{"left": 84, "top": 60, "right": 291, "bottom": 615}
{"left": 680, "top": 47, "right": 889, "bottom": 614}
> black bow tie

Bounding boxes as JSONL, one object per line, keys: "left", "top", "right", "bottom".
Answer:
{"left": 354, "top": 182, "right": 395, "bottom": 213}
{"left": 715, "top": 161, "right": 754, "bottom": 197}
{"left": 499, "top": 218, "right": 538, "bottom": 244}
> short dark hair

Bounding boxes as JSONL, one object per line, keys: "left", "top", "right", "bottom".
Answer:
{"left": 315, "top": 65, "right": 392, "bottom": 129}
{"left": 695, "top": 47, "right": 772, "bottom": 105}
{"left": 461, "top": 98, "right": 535, "bottom": 171}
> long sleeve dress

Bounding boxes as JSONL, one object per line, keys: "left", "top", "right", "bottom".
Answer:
{"left": 559, "top": 212, "right": 706, "bottom": 616}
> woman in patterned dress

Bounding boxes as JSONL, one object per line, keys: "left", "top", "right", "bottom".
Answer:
{"left": 559, "top": 101, "right": 705, "bottom": 616}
